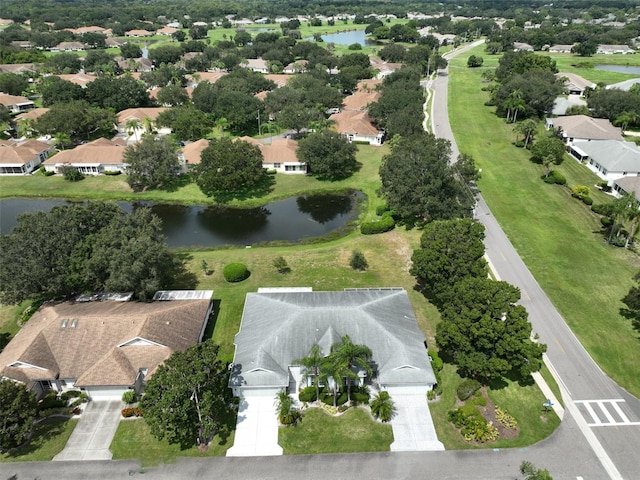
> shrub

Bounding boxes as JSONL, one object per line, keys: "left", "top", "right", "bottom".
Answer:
{"left": 428, "top": 349, "right": 443, "bottom": 372}
{"left": 468, "top": 392, "right": 487, "bottom": 407}
{"left": 69, "top": 395, "right": 88, "bottom": 408}
{"left": 349, "top": 250, "right": 368, "bottom": 270}
{"left": 298, "top": 386, "right": 320, "bottom": 402}
{"left": 223, "top": 262, "right": 250, "bottom": 282}
{"left": 60, "top": 165, "right": 85, "bottom": 182}
{"left": 266, "top": 169, "right": 277, "bottom": 175}
{"left": 121, "top": 407, "right": 142, "bottom": 418}
{"left": 122, "top": 390, "right": 136, "bottom": 404}
{"left": 597, "top": 181, "right": 612, "bottom": 192}
{"left": 273, "top": 256, "right": 290, "bottom": 274}
{"left": 542, "top": 170, "right": 566, "bottom": 185}
{"left": 321, "top": 391, "right": 348, "bottom": 406}
{"left": 43, "top": 169, "right": 55, "bottom": 176}
{"left": 572, "top": 185, "right": 590, "bottom": 200}
{"left": 582, "top": 196, "right": 593, "bottom": 206}
{"left": 514, "top": 140, "right": 525, "bottom": 148}
{"left": 600, "top": 216, "right": 613, "bottom": 228}
{"left": 375, "top": 204, "right": 389, "bottom": 216}
{"left": 360, "top": 215, "right": 395, "bottom": 234}
{"left": 447, "top": 405, "right": 498, "bottom": 442}
{"left": 591, "top": 203, "right": 610, "bottom": 215}
{"left": 495, "top": 407, "right": 518, "bottom": 429}
{"left": 38, "top": 392, "right": 66, "bottom": 410}
{"left": 104, "top": 170, "right": 122, "bottom": 176}
{"left": 60, "top": 390, "right": 82, "bottom": 402}
{"left": 352, "top": 391, "right": 370, "bottom": 404}
{"left": 456, "top": 379, "right": 482, "bottom": 401}
{"left": 370, "top": 391, "right": 396, "bottom": 422}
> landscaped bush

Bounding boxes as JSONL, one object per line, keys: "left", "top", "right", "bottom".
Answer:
{"left": 428, "top": 349, "right": 443, "bottom": 372}
{"left": 572, "top": 185, "right": 590, "bottom": 200}
{"left": 375, "top": 204, "right": 390, "bottom": 216}
{"left": 60, "top": 165, "right": 85, "bottom": 182}
{"left": 360, "top": 215, "right": 395, "bottom": 235}
{"left": 351, "top": 386, "right": 370, "bottom": 404}
{"left": 349, "top": 250, "right": 368, "bottom": 270}
{"left": 600, "top": 216, "right": 614, "bottom": 228}
{"left": 298, "top": 386, "right": 320, "bottom": 402}
{"left": 43, "top": 170, "right": 55, "bottom": 176}
{"left": 370, "top": 391, "right": 396, "bottom": 422}
{"left": 495, "top": 407, "right": 518, "bottom": 429}
{"left": 104, "top": 170, "right": 122, "bottom": 176}
{"left": 321, "top": 391, "right": 348, "bottom": 406}
{"left": 447, "top": 404, "right": 498, "bottom": 442}
{"left": 121, "top": 407, "right": 142, "bottom": 418}
{"left": 542, "top": 170, "right": 566, "bottom": 185}
{"left": 591, "top": 203, "right": 610, "bottom": 215}
{"left": 69, "top": 394, "right": 88, "bottom": 408}
{"left": 38, "top": 392, "right": 66, "bottom": 411}
{"left": 456, "top": 379, "right": 482, "bottom": 401}
{"left": 582, "top": 196, "right": 593, "bottom": 206}
{"left": 266, "top": 169, "right": 277, "bottom": 175}
{"left": 597, "top": 181, "right": 612, "bottom": 192}
{"left": 122, "top": 390, "right": 136, "bottom": 404}
{"left": 223, "top": 262, "right": 250, "bottom": 282}
{"left": 60, "top": 390, "right": 82, "bottom": 402}
{"left": 468, "top": 392, "right": 487, "bottom": 407}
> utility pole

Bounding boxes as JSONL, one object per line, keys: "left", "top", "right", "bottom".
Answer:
{"left": 257, "top": 110, "right": 262, "bottom": 136}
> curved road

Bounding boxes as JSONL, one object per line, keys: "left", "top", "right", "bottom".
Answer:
{"left": 3, "top": 42, "right": 639, "bottom": 480}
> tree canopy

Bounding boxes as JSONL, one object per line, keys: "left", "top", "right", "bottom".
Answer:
{"left": 124, "top": 135, "right": 181, "bottom": 191}
{"left": 193, "top": 137, "right": 269, "bottom": 201}
{"left": 437, "top": 277, "right": 546, "bottom": 380}
{"left": 297, "top": 130, "right": 359, "bottom": 180}
{"left": 0, "top": 202, "right": 189, "bottom": 303}
{"left": 140, "top": 340, "right": 236, "bottom": 449}
{"left": 0, "top": 379, "right": 37, "bottom": 452}
{"left": 379, "top": 133, "right": 475, "bottom": 222}
{"left": 85, "top": 76, "right": 151, "bottom": 112}
{"left": 34, "top": 100, "right": 115, "bottom": 143}
{"left": 410, "top": 218, "right": 488, "bottom": 304}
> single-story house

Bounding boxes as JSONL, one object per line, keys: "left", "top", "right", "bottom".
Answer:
{"left": 156, "top": 26, "right": 178, "bottom": 36}
{"left": 329, "top": 109, "right": 384, "bottom": 146}
{"left": 52, "top": 42, "right": 86, "bottom": 52}
{"left": 16, "top": 107, "right": 49, "bottom": 123}
{"left": 125, "top": 29, "right": 153, "bottom": 38}
{"left": 570, "top": 140, "right": 640, "bottom": 186}
{"left": 283, "top": 60, "right": 308, "bottom": 74}
{"left": 242, "top": 58, "right": 269, "bottom": 74}
{"left": 56, "top": 73, "right": 97, "bottom": 88}
{"left": 0, "top": 290, "right": 213, "bottom": 400}
{"left": 369, "top": 57, "right": 403, "bottom": 79}
{"left": 613, "top": 176, "right": 640, "bottom": 201}
{"left": 67, "top": 26, "right": 107, "bottom": 35}
{"left": 556, "top": 72, "right": 595, "bottom": 96}
{"left": 179, "top": 138, "right": 209, "bottom": 169}
{"left": 0, "top": 93, "right": 35, "bottom": 113}
{"left": 263, "top": 74, "right": 292, "bottom": 88}
{"left": 0, "top": 63, "right": 36, "bottom": 75}
{"left": 186, "top": 71, "right": 228, "bottom": 87}
{"left": 342, "top": 79, "right": 382, "bottom": 111}
{"left": 514, "top": 42, "right": 534, "bottom": 52}
{"left": 43, "top": 137, "right": 127, "bottom": 175}
{"left": 606, "top": 78, "right": 640, "bottom": 92}
{"left": 236, "top": 136, "right": 307, "bottom": 174}
{"left": 597, "top": 44, "right": 634, "bottom": 54}
{"left": 105, "top": 38, "right": 127, "bottom": 48}
{"left": 10, "top": 40, "right": 31, "bottom": 49}
{"left": 548, "top": 44, "right": 574, "bottom": 53}
{"left": 229, "top": 288, "right": 437, "bottom": 399}
{"left": 0, "top": 139, "right": 53, "bottom": 175}
{"left": 545, "top": 115, "right": 623, "bottom": 145}
{"left": 116, "top": 57, "right": 153, "bottom": 73}
{"left": 116, "top": 107, "right": 169, "bottom": 138}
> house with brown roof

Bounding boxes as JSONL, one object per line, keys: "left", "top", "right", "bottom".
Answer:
{"left": 156, "top": 26, "right": 178, "bottom": 36}
{"left": 0, "top": 139, "right": 53, "bottom": 175}
{"left": 105, "top": 38, "right": 127, "bottom": 48}
{"left": 329, "top": 109, "right": 384, "bottom": 145}
{"left": 125, "top": 29, "right": 153, "bottom": 38}
{"left": 117, "top": 57, "right": 153, "bottom": 73}
{"left": 597, "top": 44, "right": 634, "bottom": 54}
{"left": 242, "top": 58, "right": 269, "bottom": 74}
{"left": 53, "top": 41, "right": 86, "bottom": 52}
{"left": 235, "top": 136, "right": 307, "bottom": 173}
{"left": 556, "top": 72, "right": 596, "bottom": 96}
{"left": 0, "top": 93, "right": 35, "bottom": 113}
{"left": 186, "top": 71, "right": 228, "bottom": 87}
{"left": 179, "top": 138, "right": 209, "bottom": 169}
{"left": 0, "top": 63, "right": 37, "bottom": 75}
{"left": 0, "top": 290, "right": 213, "bottom": 400}
{"left": 342, "top": 79, "right": 382, "bottom": 111}
{"left": 43, "top": 138, "right": 127, "bottom": 175}
{"left": 57, "top": 73, "right": 97, "bottom": 88}
{"left": 546, "top": 115, "right": 624, "bottom": 145}
{"left": 116, "top": 107, "right": 169, "bottom": 138}
{"left": 16, "top": 107, "right": 49, "bottom": 123}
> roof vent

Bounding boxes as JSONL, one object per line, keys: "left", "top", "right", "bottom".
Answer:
{"left": 70, "top": 318, "right": 78, "bottom": 328}
{"left": 60, "top": 319, "right": 68, "bottom": 328}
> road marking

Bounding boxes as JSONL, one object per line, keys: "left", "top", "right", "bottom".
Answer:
{"left": 574, "top": 399, "right": 640, "bottom": 426}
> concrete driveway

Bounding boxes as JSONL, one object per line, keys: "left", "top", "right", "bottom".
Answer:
{"left": 53, "top": 400, "right": 122, "bottom": 461}
{"left": 388, "top": 391, "right": 444, "bottom": 452}
{"left": 226, "top": 394, "right": 282, "bottom": 457}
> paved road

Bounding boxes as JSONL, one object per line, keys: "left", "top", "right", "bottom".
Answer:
{"left": 2, "top": 40, "right": 639, "bottom": 480}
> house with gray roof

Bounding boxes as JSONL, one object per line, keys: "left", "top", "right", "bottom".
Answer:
{"left": 606, "top": 78, "right": 640, "bottom": 92}
{"left": 546, "top": 115, "right": 623, "bottom": 145}
{"left": 613, "top": 176, "right": 640, "bottom": 201}
{"left": 229, "top": 288, "right": 436, "bottom": 398}
{"left": 570, "top": 140, "right": 640, "bottom": 185}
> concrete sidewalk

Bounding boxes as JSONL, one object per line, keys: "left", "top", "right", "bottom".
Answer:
{"left": 54, "top": 400, "right": 122, "bottom": 461}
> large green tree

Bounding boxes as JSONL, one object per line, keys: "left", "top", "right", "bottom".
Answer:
{"left": 295, "top": 344, "right": 324, "bottom": 402}
{"left": 0, "top": 73, "right": 28, "bottom": 96}
{"left": 0, "top": 379, "right": 38, "bottom": 452}
{"left": 410, "top": 218, "right": 487, "bottom": 304}
{"left": 85, "top": 76, "right": 150, "bottom": 112}
{"left": 156, "top": 105, "right": 214, "bottom": 141}
{"left": 531, "top": 136, "right": 566, "bottom": 177}
{"left": 193, "top": 137, "right": 268, "bottom": 201}
{"left": 329, "top": 335, "right": 372, "bottom": 403}
{"left": 140, "top": 340, "right": 236, "bottom": 449}
{"left": 0, "top": 203, "right": 186, "bottom": 303}
{"left": 34, "top": 100, "right": 115, "bottom": 142}
{"left": 620, "top": 271, "right": 640, "bottom": 333}
{"left": 297, "top": 130, "right": 359, "bottom": 180}
{"left": 437, "top": 277, "right": 546, "bottom": 380}
{"left": 40, "top": 76, "right": 85, "bottom": 106}
{"left": 124, "top": 135, "right": 181, "bottom": 191}
{"left": 379, "top": 133, "right": 475, "bottom": 222}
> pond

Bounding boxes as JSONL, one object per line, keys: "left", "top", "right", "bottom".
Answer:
{"left": 0, "top": 192, "right": 363, "bottom": 248}
{"left": 595, "top": 64, "right": 640, "bottom": 75}
{"left": 316, "top": 30, "right": 377, "bottom": 46}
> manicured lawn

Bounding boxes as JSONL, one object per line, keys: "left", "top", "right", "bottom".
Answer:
{"left": 429, "top": 364, "right": 560, "bottom": 449}
{"left": 448, "top": 45, "right": 640, "bottom": 397}
{"left": 0, "top": 418, "right": 77, "bottom": 462}
{"left": 548, "top": 52, "right": 640, "bottom": 85}
{"left": 110, "top": 419, "right": 233, "bottom": 466}
{"left": 278, "top": 407, "right": 393, "bottom": 454}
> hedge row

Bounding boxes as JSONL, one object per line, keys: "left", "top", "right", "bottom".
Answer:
{"left": 121, "top": 407, "right": 143, "bottom": 418}
{"left": 361, "top": 215, "right": 395, "bottom": 235}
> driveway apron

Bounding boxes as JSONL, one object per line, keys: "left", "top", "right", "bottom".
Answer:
{"left": 54, "top": 400, "right": 123, "bottom": 461}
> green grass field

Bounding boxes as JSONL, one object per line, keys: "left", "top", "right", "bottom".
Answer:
{"left": 448, "top": 45, "right": 640, "bottom": 397}
{"left": 0, "top": 418, "right": 77, "bottom": 463}
{"left": 278, "top": 407, "right": 393, "bottom": 454}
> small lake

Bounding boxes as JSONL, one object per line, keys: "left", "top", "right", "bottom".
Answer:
{"left": 595, "top": 64, "right": 640, "bottom": 75}
{"left": 0, "top": 192, "right": 362, "bottom": 248}
{"left": 316, "top": 30, "right": 377, "bottom": 46}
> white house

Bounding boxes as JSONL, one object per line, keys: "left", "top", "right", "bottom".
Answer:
{"left": 329, "top": 109, "right": 384, "bottom": 145}
{"left": 0, "top": 93, "right": 35, "bottom": 113}
{"left": 546, "top": 115, "right": 623, "bottom": 145}
{"left": 570, "top": 140, "right": 640, "bottom": 186}
{"left": 0, "top": 139, "right": 53, "bottom": 175}
{"left": 0, "top": 290, "right": 213, "bottom": 400}
{"left": 597, "top": 44, "right": 635, "bottom": 54}
{"left": 42, "top": 138, "right": 128, "bottom": 175}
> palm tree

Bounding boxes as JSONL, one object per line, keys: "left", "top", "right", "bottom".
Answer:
{"left": 504, "top": 89, "right": 524, "bottom": 123}
{"left": 370, "top": 391, "right": 396, "bottom": 422}
{"left": 125, "top": 119, "right": 142, "bottom": 141}
{"left": 319, "top": 356, "right": 344, "bottom": 407}
{"left": 215, "top": 117, "right": 230, "bottom": 137}
{"left": 295, "top": 344, "right": 324, "bottom": 402}
{"left": 513, "top": 119, "right": 537, "bottom": 148}
{"left": 17, "top": 118, "right": 35, "bottom": 139}
{"left": 608, "top": 194, "right": 632, "bottom": 244}
{"left": 613, "top": 111, "right": 638, "bottom": 133}
{"left": 53, "top": 132, "right": 71, "bottom": 151}
{"left": 330, "top": 335, "right": 372, "bottom": 403}
{"left": 623, "top": 196, "right": 640, "bottom": 249}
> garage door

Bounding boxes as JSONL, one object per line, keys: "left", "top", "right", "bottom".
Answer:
{"left": 85, "top": 386, "right": 127, "bottom": 401}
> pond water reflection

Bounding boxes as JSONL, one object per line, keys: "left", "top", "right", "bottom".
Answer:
{"left": 0, "top": 192, "right": 362, "bottom": 248}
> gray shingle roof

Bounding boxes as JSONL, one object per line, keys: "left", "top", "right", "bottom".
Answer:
{"left": 230, "top": 289, "right": 436, "bottom": 389}
{"left": 573, "top": 140, "right": 640, "bottom": 172}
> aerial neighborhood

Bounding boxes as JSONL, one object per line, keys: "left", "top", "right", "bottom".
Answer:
{"left": 0, "top": 1, "right": 640, "bottom": 479}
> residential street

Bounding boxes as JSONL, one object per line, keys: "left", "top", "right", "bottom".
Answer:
{"left": 2, "top": 39, "right": 639, "bottom": 480}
